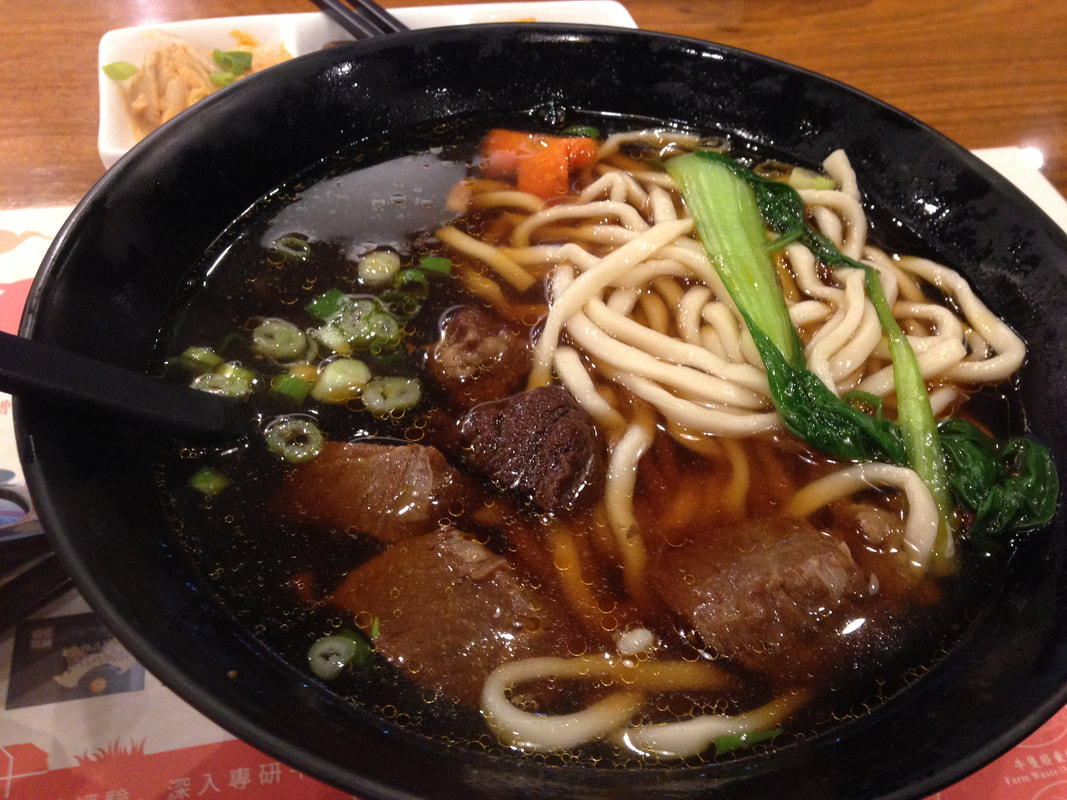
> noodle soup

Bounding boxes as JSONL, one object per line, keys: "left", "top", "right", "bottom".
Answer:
{"left": 155, "top": 118, "right": 1054, "bottom": 764}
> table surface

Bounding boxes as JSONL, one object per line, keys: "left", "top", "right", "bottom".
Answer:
{"left": 1, "top": 0, "right": 1065, "bottom": 211}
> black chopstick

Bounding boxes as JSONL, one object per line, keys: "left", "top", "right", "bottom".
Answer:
{"left": 0, "top": 529, "right": 50, "bottom": 574}
{"left": 346, "top": 0, "right": 409, "bottom": 35}
{"left": 310, "top": 0, "right": 409, "bottom": 40}
{"left": 0, "top": 553, "right": 72, "bottom": 634}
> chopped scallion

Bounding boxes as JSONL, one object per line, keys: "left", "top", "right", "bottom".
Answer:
{"left": 714, "top": 728, "right": 778, "bottom": 755}
{"left": 379, "top": 289, "right": 421, "bottom": 317}
{"left": 189, "top": 466, "right": 230, "bottom": 496}
{"left": 212, "top": 49, "right": 253, "bottom": 76}
{"left": 102, "top": 61, "right": 139, "bottom": 81}
{"left": 393, "top": 268, "right": 430, "bottom": 299}
{"left": 305, "top": 288, "right": 346, "bottom": 319}
{"left": 193, "top": 364, "right": 255, "bottom": 398}
{"left": 320, "top": 297, "right": 403, "bottom": 353}
{"left": 357, "top": 249, "right": 402, "bottom": 288}
{"left": 263, "top": 416, "right": 324, "bottom": 462}
{"left": 308, "top": 632, "right": 371, "bottom": 680}
{"left": 561, "top": 124, "right": 600, "bottom": 138}
{"left": 252, "top": 318, "right": 308, "bottom": 360}
{"left": 311, "top": 358, "right": 371, "bottom": 403}
{"left": 273, "top": 235, "right": 312, "bottom": 264}
{"left": 179, "top": 345, "right": 224, "bottom": 373}
{"left": 417, "top": 255, "right": 452, "bottom": 276}
{"left": 363, "top": 312, "right": 402, "bottom": 352}
{"left": 270, "top": 374, "right": 314, "bottom": 401}
{"left": 361, "top": 376, "right": 421, "bottom": 416}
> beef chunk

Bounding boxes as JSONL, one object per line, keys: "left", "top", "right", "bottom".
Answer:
{"left": 429, "top": 305, "right": 530, "bottom": 408}
{"left": 327, "top": 529, "right": 574, "bottom": 706}
{"left": 651, "top": 518, "right": 866, "bottom": 683}
{"left": 280, "top": 440, "right": 467, "bottom": 543}
{"left": 457, "top": 384, "right": 605, "bottom": 514}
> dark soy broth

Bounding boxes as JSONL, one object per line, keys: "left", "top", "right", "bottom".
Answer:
{"left": 153, "top": 114, "right": 1005, "bottom": 765}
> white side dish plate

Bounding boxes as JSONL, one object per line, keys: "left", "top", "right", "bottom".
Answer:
{"left": 97, "top": 2, "right": 637, "bottom": 168}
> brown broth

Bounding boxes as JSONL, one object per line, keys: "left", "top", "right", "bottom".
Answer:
{"left": 154, "top": 119, "right": 1004, "bottom": 765}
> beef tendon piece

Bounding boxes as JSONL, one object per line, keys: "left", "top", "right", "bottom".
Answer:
{"left": 280, "top": 440, "right": 468, "bottom": 543}
{"left": 429, "top": 305, "right": 531, "bottom": 408}
{"left": 651, "top": 518, "right": 866, "bottom": 683}
{"left": 328, "top": 528, "right": 574, "bottom": 706}
{"left": 457, "top": 384, "right": 605, "bottom": 515}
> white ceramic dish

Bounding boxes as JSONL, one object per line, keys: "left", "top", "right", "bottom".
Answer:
{"left": 97, "top": 2, "right": 636, "bottom": 169}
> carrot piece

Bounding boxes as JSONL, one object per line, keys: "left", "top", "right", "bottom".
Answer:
{"left": 480, "top": 128, "right": 532, "bottom": 179}
{"left": 517, "top": 138, "right": 570, "bottom": 198}
{"left": 479, "top": 128, "right": 598, "bottom": 199}
{"left": 565, "top": 136, "right": 599, "bottom": 169}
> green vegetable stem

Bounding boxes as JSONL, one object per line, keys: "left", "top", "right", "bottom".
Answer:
{"left": 667, "top": 150, "right": 1058, "bottom": 564}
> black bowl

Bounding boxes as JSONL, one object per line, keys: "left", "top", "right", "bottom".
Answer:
{"left": 16, "top": 24, "right": 1067, "bottom": 799}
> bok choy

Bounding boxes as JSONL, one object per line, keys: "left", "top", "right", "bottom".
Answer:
{"left": 666, "top": 151, "right": 1058, "bottom": 566}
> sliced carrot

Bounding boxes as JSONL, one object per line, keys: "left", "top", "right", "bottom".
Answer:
{"left": 479, "top": 128, "right": 598, "bottom": 199}
{"left": 517, "top": 138, "right": 570, "bottom": 199}
{"left": 564, "top": 136, "right": 599, "bottom": 170}
{"left": 480, "top": 129, "right": 534, "bottom": 179}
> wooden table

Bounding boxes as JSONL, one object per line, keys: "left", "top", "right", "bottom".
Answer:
{"left": 0, "top": 0, "right": 1064, "bottom": 211}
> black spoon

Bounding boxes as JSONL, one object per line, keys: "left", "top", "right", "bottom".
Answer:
{"left": 0, "top": 330, "right": 247, "bottom": 441}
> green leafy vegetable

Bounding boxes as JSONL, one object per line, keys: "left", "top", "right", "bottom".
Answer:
{"left": 862, "top": 265, "right": 956, "bottom": 557}
{"left": 667, "top": 149, "right": 1058, "bottom": 556}
{"left": 666, "top": 153, "right": 803, "bottom": 367}
{"left": 747, "top": 322, "right": 907, "bottom": 465}
{"left": 102, "top": 61, "right": 139, "bottom": 81}
{"left": 939, "top": 418, "right": 1059, "bottom": 546}
{"left": 666, "top": 152, "right": 905, "bottom": 466}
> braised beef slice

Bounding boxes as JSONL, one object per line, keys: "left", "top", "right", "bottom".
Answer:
{"left": 457, "top": 384, "right": 604, "bottom": 515}
{"left": 327, "top": 528, "right": 574, "bottom": 706}
{"left": 280, "top": 440, "right": 467, "bottom": 543}
{"left": 651, "top": 518, "right": 866, "bottom": 683}
{"left": 429, "top": 305, "right": 531, "bottom": 408}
